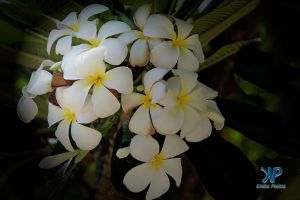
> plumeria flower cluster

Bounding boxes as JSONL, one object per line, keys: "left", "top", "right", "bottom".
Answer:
{"left": 17, "top": 4, "right": 224, "bottom": 200}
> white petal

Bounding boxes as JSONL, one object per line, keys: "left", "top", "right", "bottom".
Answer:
{"left": 151, "top": 81, "right": 167, "bottom": 104}
{"left": 178, "top": 48, "right": 199, "bottom": 71}
{"left": 158, "top": 87, "right": 179, "bottom": 107}
{"left": 37, "top": 59, "right": 55, "bottom": 70}
{"left": 55, "top": 87, "right": 68, "bottom": 109}
{"left": 60, "top": 12, "right": 78, "bottom": 28}
{"left": 194, "top": 82, "right": 218, "bottom": 99}
{"left": 175, "top": 18, "right": 193, "bottom": 40}
{"left": 186, "top": 88, "right": 207, "bottom": 111}
{"left": 163, "top": 158, "right": 182, "bottom": 187}
{"left": 73, "top": 20, "right": 97, "bottom": 41}
{"left": 142, "top": 67, "right": 169, "bottom": 94}
{"left": 73, "top": 46, "right": 106, "bottom": 77}
{"left": 166, "top": 76, "right": 181, "bottom": 93}
{"left": 48, "top": 103, "right": 63, "bottom": 127}
{"left": 134, "top": 4, "right": 151, "bottom": 30}
{"left": 123, "top": 163, "right": 153, "bottom": 193}
{"left": 118, "top": 30, "right": 140, "bottom": 45}
{"left": 98, "top": 20, "right": 130, "bottom": 40}
{"left": 63, "top": 80, "right": 92, "bottom": 111}
{"left": 17, "top": 96, "right": 38, "bottom": 123}
{"left": 55, "top": 120, "right": 74, "bottom": 151}
{"left": 26, "top": 70, "right": 52, "bottom": 95}
{"left": 150, "top": 41, "right": 179, "bottom": 69}
{"left": 39, "top": 151, "right": 78, "bottom": 169}
{"left": 92, "top": 85, "right": 120, "bottom": 118}
{"left": 172, "top": 69, "right": 198, "bottom": 95}
{"left": 206, "top": 100, "right": 225, "bottom": 130}
{"left": 71, "top": 122, "right": 102, "bottom": 150}
{"left": 102, "top": 38, "right": 128, "bottom": 65}
{"left": 62, "top": 44, "right": 92, "bottom": 80}
{"left": 104, "top": 67, "right": 133, "bottom": 94}
{"left": 116, "top": 147, "right": 130, "bottom": 159}
{"left": 180, "top": 106, "right": 201, "bottom": 138}
{"left": 129, "top": 105, "right": 154, "bottom": 135}
{"left": 161, "top": 135, "right": 189, "bottom": 159}
{"left": 146, "top": 169, "right": 170, "bottom": 200}
{"left": 184, "top": 112, "right": 212, "bottom": 142}
{"left": 143, "top": 14, "right": 176, "bottom": 39}
{"left": 129, "top": 39, "right": 149, "bottom": 67}
{"left": 150, "top": 106, "right": 184, "bottom": 135}
{"left": 185, "top": 34, "right": 204, "bottom": 63}
{"left": 22, "top": 86, "right": 35, "bottom": 98}
{"left": 55, "top": 35, "right": 72, "bottom": 55}
{"left": 47, "top": 29, "right": 71, "bottom": 54}
{"left": 148, "top": 38, "right": 162, "bottom": 50}
{"left": 121, "top": 93, "right": 145, "bottom": 113}
{"left": 75, "top": 95, "right": 98, "bottom": 124}
{"left": 78, "top": 4, "right": 108, "bottom": 23}
{"left": 130, "top": 135, "right": 159, "bottom": 162}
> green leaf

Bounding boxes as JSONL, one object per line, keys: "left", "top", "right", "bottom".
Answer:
{"left": 0, "top": 45, "right": 45, "bottom": 68}
{"left": 197, "top": 38, "right": 259, "bottom": 72}
{"left": 193, "top": 0, "right": 260, "bottom": 46}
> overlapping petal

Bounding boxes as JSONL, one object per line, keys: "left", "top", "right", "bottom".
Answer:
{"left": 129, "top": 135, "right": 159, "bottom": 162}
{"left": 71, "top": 122, "right": 102, "bottom": 150}
{"left": 129, "top": 105, "right": 154, "bottom": 135}
{"left": 133, "top": 4, "right": 151, "bottom": 30}
{"left": 92, "top": 85, "right": 120, "bottom": 118}
{"left": 150, "top": 41, "right": 179, "bottom": 69}
{"left": 143, "top": 14, "right": 175, "bottom": 39}
{"left": 161, "top": 135, "right": 189, "bottom": 159}
{"left": 55, "top": 120, "right": 73, "bottom": 151}
{"left": 102, "top": 38, "right": 128, "bottom": 65}
{"left": 78, "top": 4, "right": 108, "bottom": 23}
{"left": 129, "top": 39, "right": 149, "bottom": 67}
{"left": 98, "top": 21, "right": 130, "bottom": 40}
{"left": 104, "top": 67, "right": 133, "bottom": 94}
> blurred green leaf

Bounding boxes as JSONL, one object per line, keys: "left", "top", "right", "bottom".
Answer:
{"left": 198, "top": 38, "right": 259, "bottom": 72}
{"left": 193, "top": 0, "right": 260, "bottom": 46}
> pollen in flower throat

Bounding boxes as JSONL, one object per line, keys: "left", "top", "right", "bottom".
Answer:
{"left": 71, "top": 24, "right": 80, "bottom": 32}
{"left": 150, "top": 152, "right": 165, "bottom": 169}
{"left": 63, "top": 107, "right": 76, "bottom": 123}
{"left": 89, "top": 38, "right": 102, "bottom": 48}
{"left": 86, "top": 71, "right": 107, "bottom": 86}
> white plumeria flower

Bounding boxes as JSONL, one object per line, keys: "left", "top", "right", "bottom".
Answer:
{"left": 121, "top": 67, "right": 170, "bottom": 135}
{"left": 143, "top": 14, "right": 204, "bottom": 71}
{"left": 61, "top": 18, "right": 130, "bottom": 70}
{"left": 62, "top": 47, "right": 133, "bottom": 118}
{"left": 17, "top": 60, "right": 54, "bottom": 123}
{"left": 123, "top": 135, "right": 189, "bottom": 200}
{"left": 156, "top": 69, "right": 225, "bottom": 142}
{"left": 39, "top": 151, "right": 79, "bottom": 169}
{"left": 48, "top": 87, "right": 101, "bottom": 151}
{"left": 47, "top": 4, "right": 109, "bottom": 55}
{"left": 118, "top": 4, "right": 162, "bottom": 67}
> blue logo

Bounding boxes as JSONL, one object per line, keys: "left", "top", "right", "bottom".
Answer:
{"left": 256, "top": 167, "right": 286, "bottom": 189}
{"left": 260, "top": 167, "right": 283, "bottom": 184}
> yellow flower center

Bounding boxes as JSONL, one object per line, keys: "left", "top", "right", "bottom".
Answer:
{"left": 150, "top": 153, "right": 165, "bottom": 169}
{"left": 63, "top": 107, "right": 76, "bottom": 123}
{"left": 89, "top": 38, "right": 102, "bottom": 48}
{"left": 85, "top": 71, "right": 107, "bottom": 86}
{"left": 138, "top": 32, "right": 150, "bottom": 41}
{"left": 177, "top": 93, "right": 189, "bottom": 108}
{"left": 172, "top": 38, "right": 187, "bottom": 48}
{"left": 71, "top": 24, "right": 80, "bottom": 32}
{"left": 142, "top": 94, "right": 157, "bottom": 108}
